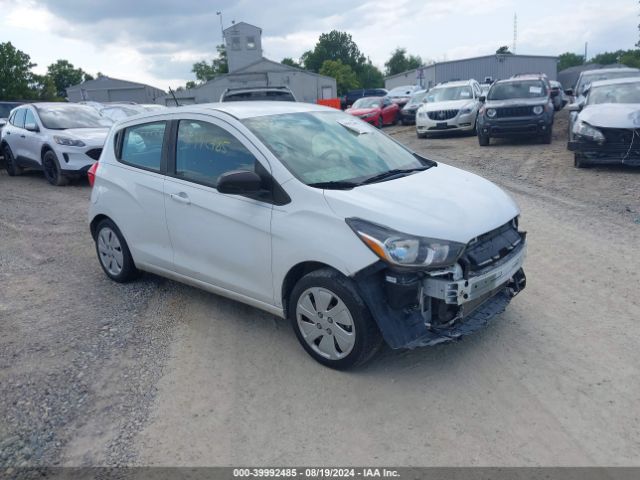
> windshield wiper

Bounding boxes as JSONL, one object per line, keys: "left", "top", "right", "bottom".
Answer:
{"left": 308, "top": 180, "right": 360, "bottom": 190}
{"left": 361, "top": 166, "right": 430, "bottom": 185}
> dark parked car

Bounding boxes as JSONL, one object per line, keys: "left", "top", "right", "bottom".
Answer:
{"left": 568, "top": 77, "right": 640, "bottom": 168}
{"left": 341, "top": 88, "right": 388, "bottom": 109}
{"left": 386, "top": 85, "right": 421, "bottom": 109}
{"left": 399, "top": 89, "right": 427, "bottom": 125}
{"left": 477, "top": 75, "right": 556, "bottom": 146}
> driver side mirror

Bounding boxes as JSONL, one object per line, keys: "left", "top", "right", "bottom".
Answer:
{"left": 564, "top": 89, "right": 574, "bottom": 96}
{"left": 25, "top": 122, "right": 39, "bottom": 132}
{"left": 217, "top": 170, "right": 262, "bottom": 195}
{"left": 479, "top": 96, "right": 486, "bottom": 103}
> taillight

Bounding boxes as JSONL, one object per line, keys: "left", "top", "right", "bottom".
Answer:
{"left": 87, "top": 162, "right": 99, "bottom": 187}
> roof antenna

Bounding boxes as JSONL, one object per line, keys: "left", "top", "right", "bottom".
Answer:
{"left": 168, "top": 87, "right": 181, "bottom": 107}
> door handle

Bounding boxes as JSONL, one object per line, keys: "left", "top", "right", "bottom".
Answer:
{"left": 20, "top": 135, "right": 25, "bottom": 138}
{"left": 169, "top": 192, "right": 191, "bottom": 205}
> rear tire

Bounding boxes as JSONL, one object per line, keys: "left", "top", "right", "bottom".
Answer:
{"left": 3, "top": 145, "right": 23, "bottom": 176}
{"left": 42, "top": 150, "right": 68, "bottom": 186}
{"left": 377, "top": 116, "right": 383, "bottom": 129}
{"left": 478, "top": 134, "right": 490, "bottom": 146}
{"left": 289, "top": 268, "right": 383, "bottom": 370}
{"left": 95, "top": 218, "right": 139, "bottom": 283}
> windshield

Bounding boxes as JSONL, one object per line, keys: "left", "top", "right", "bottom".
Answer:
{"left": 243, "top": 111, "right": 425, "bottom": 186}
{"left": 426, "top": 86, "right": 473, "bottom": 103}
{"left": 408, "top": 91, "right": 427, "bottom": 105}
{"left": 587, "top": 81, "right": 640, "bottom": 105}
{"left": 487, "top": 80, "right": 547, "bottom": 100}
{"left": 577, "top": 71, "right": 640, "bottom": 95}
{"left": 36, "top": 105, "right": 113, "bottom": 129}
{"left": 387, "top": 86, "right": 414, "bottom": 97}
{"left": 352, "top": 98, "right": 381, "bottom": 109}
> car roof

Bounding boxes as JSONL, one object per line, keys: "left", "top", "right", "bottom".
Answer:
{"left": 495, "top": 76, "right": 545, "bottom": 85}
{"left": 580, "top": 67, "right": 640, "bottom": 77}
{"left": 590, "top": 77, "right": 640, "bottom": 88}
{"left": 166, "top": 101, "right": 333, "bottom": 119}
{"left": 433, "top": 80, "right": 475, "bottom": 88}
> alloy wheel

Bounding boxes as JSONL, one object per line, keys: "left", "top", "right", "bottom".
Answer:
{"left": 97, "top": 227, "right": 124, "bottom": 276}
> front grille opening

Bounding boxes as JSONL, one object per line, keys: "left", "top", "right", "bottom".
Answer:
{"left": 427, "top": 109, "right": 459, "bottom": 121}
{"left": 462, "top": 219, "right": 524, "bottom": 274}
{"left": 496, "top": 106, "right": 533, "bottom": 118}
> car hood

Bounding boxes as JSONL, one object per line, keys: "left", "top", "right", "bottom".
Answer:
{"left": 323, "top": 163, "right": 519, "bottom": 244}
{"left": 60, "top": 127, "right": 110, "bottom": 144}
{"left": 578, "top": 104, "right": 640, "bottom": 129}
{"left": 346, "top": 107, "right": 379, "bottom": 116}
{"left": 484, "top": 98, "right": 548, "bottom": 108}
{"left": 422, "top": 99, "right": 474, "bottom": 111}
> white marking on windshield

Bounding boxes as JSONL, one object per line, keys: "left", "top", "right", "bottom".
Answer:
{"left": 336, "top": 118, "right": 371, "bottom": 135}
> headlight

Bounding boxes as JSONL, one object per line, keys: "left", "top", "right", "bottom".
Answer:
{"left": 54, "top": 136, "right": 86, "bottom": 147}
{"left": 532, "top": 105, "right": 544, "bottom": 115}
{"left": 417, "top": 111, "right": 427, "bottom": 119}
{"left": 573, "top": 120, "right": 605, "bottom": 143}
{"left": 486, "top": 108, "right": 497, "bottom": 118}
{"left": 459, "top": 103, "right": 475, "bottom": 115}
{"left": 346, "top": 218, "right": 465, "bottom": 269}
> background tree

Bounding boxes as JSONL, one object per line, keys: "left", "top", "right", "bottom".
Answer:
{"left": 281, "top": 57, "right": 301, "bottom": 68}
{"left": 496, "top": 46, "right": 512, "bottom": 54}
{"left": 319, "top": 60, "right": 359, "bottom": 95}
{"left": 0, "top": 42, "right": 37, "bottom": 100}
{"left": 589, "top": 50, "right": 625, "bottom": 65}
{"left": 384, "top": 48, "right": 422, "bottom": 76}
{"left": 619, "top": 49, "right": 640, "bottom": 68}
{"left": 46, "top": 59, "right": 93, "bottom": 98}
{"left": 357, "top": 60, "right": 384, "bottom": 88}
{"left": 31, "top": 74, "right": 58, "bottom": 101}
{"left": 301, "top": 31, "right": 366, "bottom": 73}
{"left": 557, "top": 52, "right": 585, "bottom": 71}
{"left": 191, "top": 45, "right": 228, "bottom": 83}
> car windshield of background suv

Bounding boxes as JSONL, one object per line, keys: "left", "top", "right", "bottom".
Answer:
{"left": 577, "top": 71, "right": 640, "bottom": 95}
{"left": 244, "top": 111, "right": 424, "bottom": 185}
{"left": 426, "top": 86, "right": 473, "bottom": 103}
{"left": 488, "top": 81, "right": 547, "bottom": 101}
{"left": 588, "top": 82, "right": 640, "bottom": 104}
{"left": 34, "top": 105, "right": 113, "bottom": 129}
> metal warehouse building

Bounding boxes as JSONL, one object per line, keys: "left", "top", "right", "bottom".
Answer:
{"left": 159, "top": 22, "right": 336, "bottom": 105}
{"left": 66, "top": 76, "right": 167, "bottom": 103}
{"left": 385, "top": 54, "right": 558, "bottom": 90}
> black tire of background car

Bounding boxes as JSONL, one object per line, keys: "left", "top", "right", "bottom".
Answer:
{"left": 478, "top": 134, "right": 490, "bottom": 146}
{"left": 377, "top": 116, "right": 383, "bottom": 129}
{"left": 542, "top": 129, "right": 553, "bottom": 145}
{"left": 393, "top": 113, "right": 399, "bottom": 126}
{"left": 289, "top": 268, "right": 383, "bottom": 370}
{"left": 471, "top": 118, "right": 478, "bottom": 136}
{"left": 95, "top": 218, "right": 140, "bottom": 283}
{"left": 417, "top": 132, "right": 427, "bottom": 139}
{"left": 3, "top": 145, "right": 23, "bottom": 176}
{"left": 574, "top": 153, "right": 589, "bottom": 168}
{"left": 42, "top": 150, "right": 68, "bottom": 186}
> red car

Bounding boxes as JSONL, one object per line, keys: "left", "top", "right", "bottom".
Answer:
{"left": 345, "top": 97, "right": 399, "bottom": 128}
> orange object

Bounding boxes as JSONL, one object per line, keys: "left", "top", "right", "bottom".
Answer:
{"left": 317, "top": 98, "right": 341, "bottom": 109}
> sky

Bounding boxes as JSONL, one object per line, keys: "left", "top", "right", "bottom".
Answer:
{"left": 0, "top": 0, "right": 637, "bottom": 91}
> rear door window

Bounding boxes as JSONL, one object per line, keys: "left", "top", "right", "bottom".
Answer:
{"left": 174, "top": 120, "right": 257, "bottom": 188}
{"left": 119, "top": 121, "right": 166, "bottom": 172}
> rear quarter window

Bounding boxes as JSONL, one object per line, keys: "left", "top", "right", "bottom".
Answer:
{"left": 117, "top": 121, "right": 167, "bottom": 172}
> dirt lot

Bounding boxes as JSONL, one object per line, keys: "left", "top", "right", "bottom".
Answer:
{"left": 1, "top": 110, "right": 639, "bottom": 469}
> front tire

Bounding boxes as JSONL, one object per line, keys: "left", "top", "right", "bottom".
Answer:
{"left": 478, "top": 134, "right": 490, "bottom": 146}
{"left": 574, "top": 153, "right": 589, "bottom": 168}
{"left": 3, "top": 145, "right": 23, "bottom": 176}
{"left": 95, "top": 219, "right": 139, "bottom": 283}
{"left": 289, "top": 268, "right": 383, "bottom": 370}
{"left": 377, "top": 115, "right": 383, "bottom": 129}
{"left": 542, "top": 128, "right": 553, "bottom": 144}
{"left": 42, "top": 150, "right": 68, "bottom": 186}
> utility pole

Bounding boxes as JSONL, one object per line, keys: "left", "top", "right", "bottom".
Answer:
{"left": 584, "top": 42, "right": 588, "bottom": 62}
{"left": 513, "top": 13, "right": 517, "bottom": 54}
{"left": 216, "top": 11, "right": 224, "bottom": 44}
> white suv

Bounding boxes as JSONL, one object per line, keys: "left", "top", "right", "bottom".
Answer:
{"left": 88, "top": 102, "right": 527, "bottom": 369}
{"left": 416, "top": 79, "right": 482, "bottom": 138}
{"left": 1, "top": 103, "right": 112, "bottom": 185}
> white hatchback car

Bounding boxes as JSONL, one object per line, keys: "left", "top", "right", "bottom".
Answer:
{"left": 416, "top": 79, "right": 483, "bottom": 138}
{"left": 88, "top": 102, "right": 527, "bottom": 369}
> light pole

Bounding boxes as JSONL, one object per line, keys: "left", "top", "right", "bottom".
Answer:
{"left": 216, "top": 11, "right": 224, "bottom": 44}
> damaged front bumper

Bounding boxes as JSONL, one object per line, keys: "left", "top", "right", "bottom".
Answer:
{"left": 568, "top": 137, "right": 640, "bottom": 166}
{"left": 353, "top": 237, "right": 527, "bottom": 350}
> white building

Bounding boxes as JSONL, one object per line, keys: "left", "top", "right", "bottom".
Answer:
{"left": 159, "top": 22, "right": 337, "bottom": 105}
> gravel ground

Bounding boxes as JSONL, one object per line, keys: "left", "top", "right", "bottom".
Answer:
{"left": 1, "top": 109, "right": 639, "bottom": 470}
